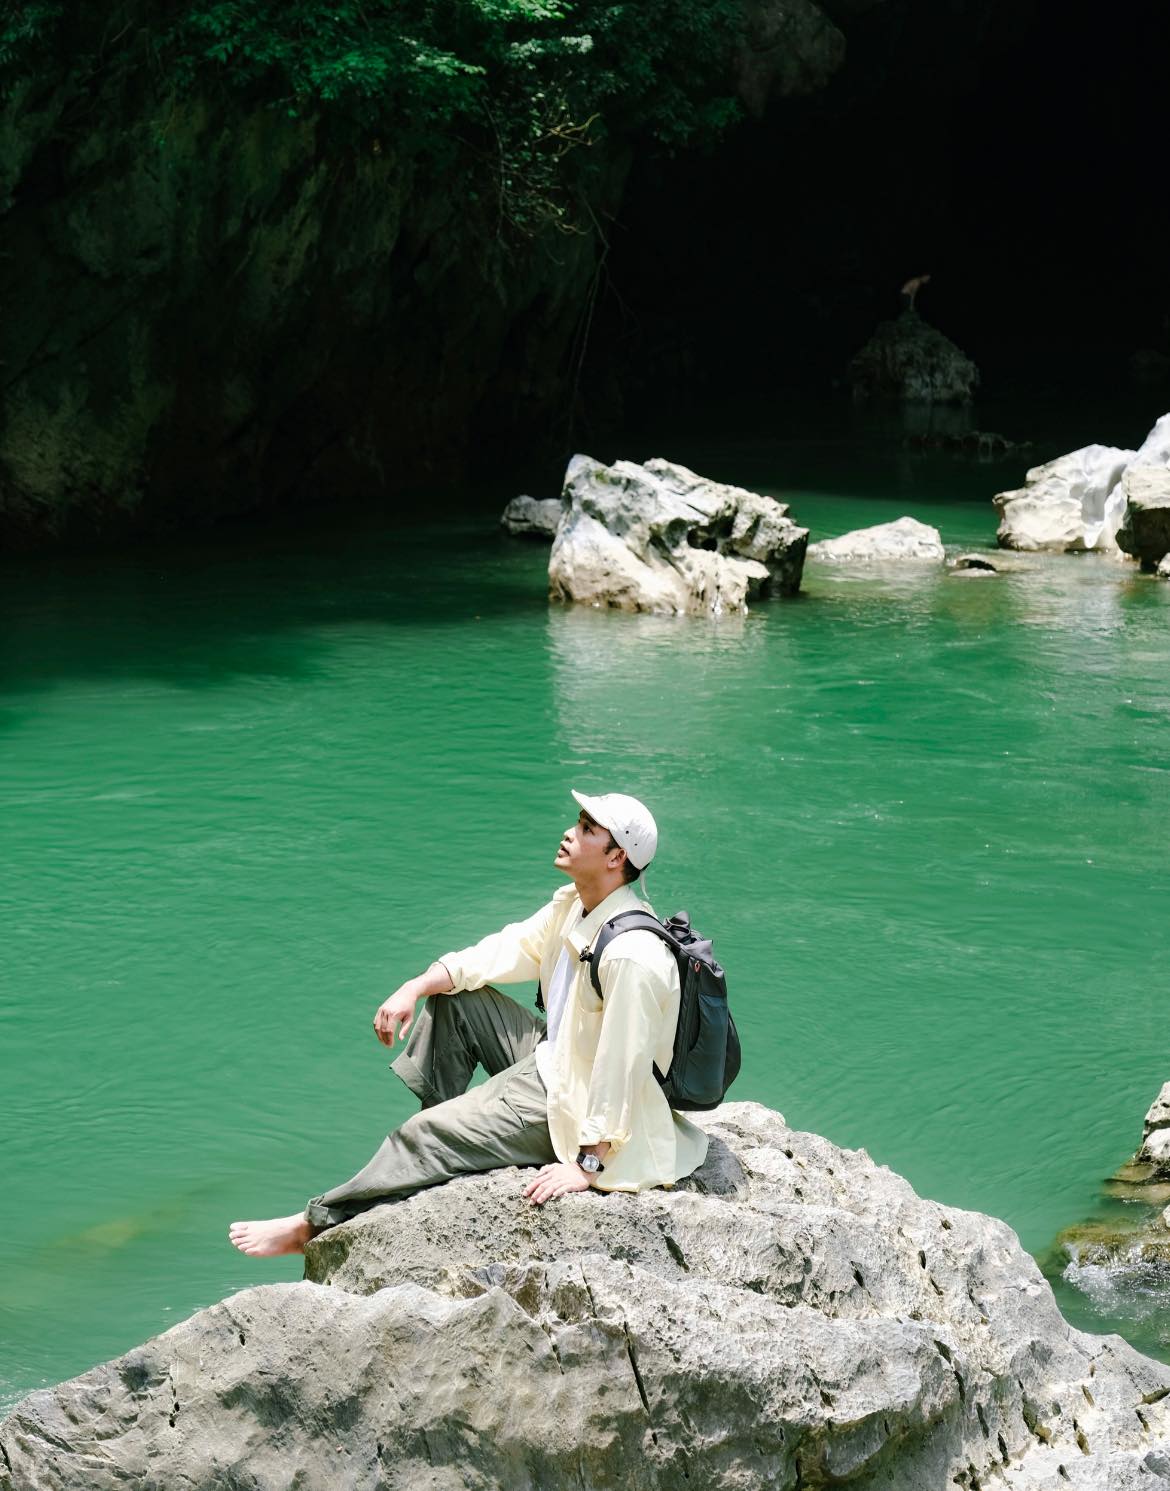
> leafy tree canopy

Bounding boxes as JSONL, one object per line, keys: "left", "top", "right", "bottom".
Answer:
{"left": 2, "top": 0, "right": 745, "bottom": 234}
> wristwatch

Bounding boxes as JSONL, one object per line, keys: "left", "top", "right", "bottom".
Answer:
{"left": 575, "top": 1150, "right": 605, "bottom": 1175}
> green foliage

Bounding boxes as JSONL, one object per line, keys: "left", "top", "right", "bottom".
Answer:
{"left": 0, "top": 1, "right": 64, "bottom": 71}
{"left": 3, "top": 1, "right": 745, "bottom": 235}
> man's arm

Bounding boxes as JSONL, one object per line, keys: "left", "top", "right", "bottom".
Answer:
{"left": 373, "top": 961, "right": 454, "bottom": 1047}
{"left": 372, "top": 890, "right": 567, "bottom": 1047}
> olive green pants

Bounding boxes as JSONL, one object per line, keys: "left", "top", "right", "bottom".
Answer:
{"left": 304, "top": 988, "right": 555, "bottom": 1229}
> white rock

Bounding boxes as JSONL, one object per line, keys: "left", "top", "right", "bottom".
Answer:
{"left": 1158, "top": 554, "right": 1170, "bottom": 579}
{"left": 1140, "top": 1129, "right": 1170, "bottom": 1170}
{"left": 1142, "top": 1082, "right": 1170, "bottom": 1143}
{"left": 549, "top": 454, "right": 807, "bottom": 616}
{"left": 500, "top": 494, "right": 563, "bottom": 538}
{"left": 808, "top": 515, "right": 945, "bottom": 562}
{"left": 992, "top": 413, "right": 1170, "bottom": 553}
{"left": 993, "top": 444, "right": 1134, "bottom": 552}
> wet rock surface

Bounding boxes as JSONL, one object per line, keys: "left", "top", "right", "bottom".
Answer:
{"left": 4, "top": 1102, "right": 1170, "bottom": 1490}
{"left": 548, "top": 455, "right": 808, "bottom": 615}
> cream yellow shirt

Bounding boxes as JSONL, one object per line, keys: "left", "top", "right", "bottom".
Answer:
{"left": 440, "top": 883, "right": 709, "bottom": 1192}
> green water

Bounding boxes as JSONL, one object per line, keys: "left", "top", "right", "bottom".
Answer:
{"left": 4, "top": 438, "right": 1170, "bottom": 1408}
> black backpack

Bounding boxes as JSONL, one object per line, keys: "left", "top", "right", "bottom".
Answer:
{"left": 585, "top": 909, "right": 740, "bottom": 1112}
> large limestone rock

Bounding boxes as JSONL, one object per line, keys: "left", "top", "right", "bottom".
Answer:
{"left": 5, "top": 1103, "right": 1170, "bottom": 1490}
{"left": 808, "top": 516, "right": 944, "bottom": 563}
{"left": 1116, "top": 467, "right": 1170, "bottom": 570}
{"left": 993, "top": 444, "right": 1135, "bottom": 552}
{"left": 548, "top": 455, "right": 808, "bottom": 616}
{"left": 848, "top": 311, "right": 979, "bottom": 404}
{"left": 992, "top": 413, "right": 1170, "bottom": 553}
{"left": 500, "top": 494, "right": 564, "bottom": 538}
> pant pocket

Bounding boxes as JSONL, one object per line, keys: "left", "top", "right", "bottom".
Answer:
{"left": 500, "top": 1064, "right": 550, "bottom": 1129}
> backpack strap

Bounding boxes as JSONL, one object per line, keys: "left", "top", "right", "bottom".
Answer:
{"left": 582, "top": 910, "right": 681, "bottom": 998}
{"left": 583, "top": 910, "right": 680, "bottom": 1087}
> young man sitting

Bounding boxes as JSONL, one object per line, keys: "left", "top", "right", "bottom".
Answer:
{"left": 229, "top": 790, "right": 707, "bottom": 1258}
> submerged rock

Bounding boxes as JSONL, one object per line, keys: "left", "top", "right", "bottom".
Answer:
{"left": 950, "top": 553, "right": 998, "bottom": 575}
{"left": 548, "top": 455, "right": 808, "bottom": 616}
{"left": 848, "top": 311, "right": 979, "bottom": 404}
{"left": 1116, "top": 468, "right": 1170, "bottom": 571}
{"left": 4, "top": 1102, "right": 1170, "bottom": 1490}
{"left": 808, "top": 516, "right": 944, "bottom": 562}
{"left": 500, "top": 494, "right": 564, "bottom": 538}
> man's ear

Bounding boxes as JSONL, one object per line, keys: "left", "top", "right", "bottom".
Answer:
{"left": 608, "top": 846, "right": 627, "bottom": 872}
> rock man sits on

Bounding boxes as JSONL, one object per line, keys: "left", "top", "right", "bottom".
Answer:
{"left": 229, "top": 790, "right": 709, "bottom": 1256}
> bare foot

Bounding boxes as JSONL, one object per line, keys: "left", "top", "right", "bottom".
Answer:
{"left": 228, "top": 1214, "right": 320, "bottom": 1258}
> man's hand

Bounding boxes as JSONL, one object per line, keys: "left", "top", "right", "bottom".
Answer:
{"left": 373, "top": 963, "right": 454, "bottom": 1046}
{"left": 373, "top": 987, "right": 419, "bottom": 1046}
{"left": 524, "top": 1162, "right": 592, "bottom": 1205}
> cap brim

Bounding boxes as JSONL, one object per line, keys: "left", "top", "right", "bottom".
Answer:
{"left": 570, "top": 789, "right": 608, "bottom": 829}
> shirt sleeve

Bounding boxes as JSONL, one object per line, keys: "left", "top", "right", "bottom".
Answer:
{"left": 439, "top": 895, "right": 561, "bottom": 992}
{"left": 576, "top": 951, "right": 664, "bottom": 1156}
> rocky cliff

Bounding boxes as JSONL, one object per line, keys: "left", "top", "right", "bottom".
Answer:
{"left": 3, "top": 1102, "right": 1169, "bottom": 1489}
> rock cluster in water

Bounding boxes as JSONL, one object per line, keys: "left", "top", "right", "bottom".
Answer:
{"left": 4, "top": 1102, "right": 1170, "bottom": 1490}
{"left": 848, "top": 311, "right": 979, "bottom": 405}
{"left": 1056, "top": 1082, "right": 1170, "bottom": 1280}
{"left": 993, "top": 413, "right": 1170, "bottom": 557}
{"left": 547, "top": 455, "right": 808, "bottom": 615}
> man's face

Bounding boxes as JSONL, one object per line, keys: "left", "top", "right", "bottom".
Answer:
{"left": 554, "top": 809, "right": 619, "bottom": 878}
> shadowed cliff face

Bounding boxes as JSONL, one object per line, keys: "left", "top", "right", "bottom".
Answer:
{"left": 0, "top": 70, "right": 620, "bottom": 541}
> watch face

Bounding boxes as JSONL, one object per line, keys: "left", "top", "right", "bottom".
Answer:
{"left": 578, "top": 1153, "right": 600, "bottom": 1172}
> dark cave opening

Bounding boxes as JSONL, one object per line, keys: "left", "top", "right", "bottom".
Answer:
{"left": 585, "top": 0, "right": 1170, "bottom": 444}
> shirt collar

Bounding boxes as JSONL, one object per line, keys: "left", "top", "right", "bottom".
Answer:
{"left": 565, "top": 882, "right": 645, "bottom": 957}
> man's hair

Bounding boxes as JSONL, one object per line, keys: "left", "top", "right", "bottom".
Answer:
{"left": 605, "top": 833, "right": 641, "bottom": 884}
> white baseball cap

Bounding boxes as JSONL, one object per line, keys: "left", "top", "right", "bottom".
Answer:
{"left": 571, "top": 789, "right": 658, "bottom": 870}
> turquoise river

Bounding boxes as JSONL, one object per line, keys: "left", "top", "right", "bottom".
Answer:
{"left": 3, "top": 416, "right": 1169, "bottom": 1408}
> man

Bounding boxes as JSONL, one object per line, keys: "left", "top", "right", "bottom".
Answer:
{"left": 229, "top": 790, "right": 708, "bottom": 1257}
{"left": 901, "top": 272, "right": 931, "bottom": 313}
